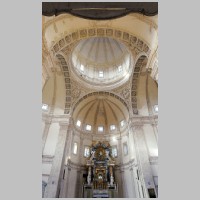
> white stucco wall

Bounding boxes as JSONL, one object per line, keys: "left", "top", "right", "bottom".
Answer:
{"left": 43, "top": 122, "right": 60, "bottom": 156}
{"left": 143, "top": 124, "right": 158, "bottom": 157}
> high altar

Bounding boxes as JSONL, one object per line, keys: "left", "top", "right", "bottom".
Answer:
{"left": 83, "top": 141, "right": 118, "bottom": 198}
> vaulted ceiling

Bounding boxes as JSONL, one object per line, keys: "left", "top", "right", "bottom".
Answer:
{"left": 72, "top": 93, "right": 129, "bottom": 135}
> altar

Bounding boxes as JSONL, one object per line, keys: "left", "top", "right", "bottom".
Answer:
{"left": 83, "top": 141, "right": 118, "bottom": 198}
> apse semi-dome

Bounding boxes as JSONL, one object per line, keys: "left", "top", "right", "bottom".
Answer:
{"left": 72, "top": 93, "right": 129, "bottom": 135}
{"left": 71, "top": 37, "right": 133, "bottom": 88}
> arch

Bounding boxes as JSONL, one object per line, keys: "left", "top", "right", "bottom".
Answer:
{"left": 52, "top": 27, "right": 151, "bottom": 59}
{"left": 72, "top": 91, "right": 129, "bottom": 115}
{"left": 131, "top": 55, "right": 148, "bottom": 114}
{"left": 54, "top": 29, "right": 150, "bottom": 115}
{"left": 56, "top": 54, "right": 72, "bottom": 114}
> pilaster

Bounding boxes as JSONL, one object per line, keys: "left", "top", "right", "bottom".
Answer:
{"left": 44, "top": 120, "right": 70, "bottom": 198}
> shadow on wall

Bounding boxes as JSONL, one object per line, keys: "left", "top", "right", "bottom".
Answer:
{"left": 42, "top": 181, "right": 47, "bottom": 197}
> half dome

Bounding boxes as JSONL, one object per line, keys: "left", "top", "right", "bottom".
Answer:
{"left": 73, "top": 93, "right": 129, "bottom": 135}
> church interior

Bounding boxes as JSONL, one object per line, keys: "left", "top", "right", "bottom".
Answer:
{"left": 42, "top": 2, "right": 158, "bottom": 198}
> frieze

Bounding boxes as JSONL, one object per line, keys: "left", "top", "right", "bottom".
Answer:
{"left": 129, "top": 115, "right": 158, "bottom": 127}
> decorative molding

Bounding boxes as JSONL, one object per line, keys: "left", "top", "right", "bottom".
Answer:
{"left": 115, "top": 159, "right": 136, "bottom": 170}
{"left": 42, "top": 113, "right": 71, "bottom": 123}
{"left": 66, "top": 160, "right": 85, "bottom": 170}
{"left": 52, "top": 27, "right": 150, "bottom": 58}
{"left": 46, "top": 27, "right": 151, "bottom": 117}
{"left": 149, "top": 156, "right": 158, "bottom": 165}
{"left": 56, "top": 54, "right": 72, "bottom": 114}
{"left": 42, "top": 155, "right": 54, "bottom": 163}
{"left": 72, "top": 91, "right": 129, "bottom": 114}
{"left": 129, "top": 115, "right": 158, "bottom": 127}
{"left": 131, "top": 55, "right": 148, "bottom": 115}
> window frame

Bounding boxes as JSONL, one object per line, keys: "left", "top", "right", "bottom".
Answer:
{"left": 111, "top": 145, "right": 118, "bottom": 158}
{"left": 110, "top": 124, "right": 116, "bottom": 131}
{"left": 84, "top": 146, "right": 90, "bottom": 157}
{"left": 76, "top": 120, "right": 81, "bottom": 127}
{"left": 73, "top": 142, "right": 78, "bottom": 155}
{"left": 85, "top": 124, "right": 92, "bottom": 131}
{"left": 98, "top": 126, "right": 104, "bottom": 132}
{"left": 99, "top": 71, "right": 104, "bottom": 78}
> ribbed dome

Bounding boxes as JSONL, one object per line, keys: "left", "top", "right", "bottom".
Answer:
{"left": 71, "top": 37, "right": 133, "bottom": 87}
{"left": 73, "top": 93, "right": 129, "bottom": 134}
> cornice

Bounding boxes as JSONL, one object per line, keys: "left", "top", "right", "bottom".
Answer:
{"left": 115, "top": 159, "right": 136, "bottom": 170}
{"left": 129, "top": 115, "right": 158, "bottom": 126}
{"left": 66, "top": 160, "right": 86, "bottom": 170}
{"left": 149, "top": 156, "right": 158, "bottom": 165}
{"left": 42, "top": 113, "right": 71, "bottom": 123}
{"left": 42, "top": 155, "right": 54, "bottom": 164}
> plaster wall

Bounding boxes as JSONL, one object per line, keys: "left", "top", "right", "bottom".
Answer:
{"left": 71, "top": 134, "right": 81, "bottom": 163}
{"left": 42, "top": 121, "right": 45, "bottom": 135}
{"left": 148, "top": 76, "right": 158, "bottom": 112}
{"left": 137, "top": 74, "right": 149, "bottom": 116}
{"left": 53, "top": 73, "right": 65, "bottom": 115}
{"left": 143, "top": 124, "right": 158, "bottom": 157}
{"left": 123, "top": 168, "right": 137, "bottom": 197}
{"left": 42, "top": 75, "right": 54, "bottom": 108}
{"left": 43, "top": 122, "right": 60, "bottom": 156}
{"left": 66, "top": 168, "right": 78, "bottom": 197}
{"left": 42, "top": 163, "right": 52, "bottom": 184}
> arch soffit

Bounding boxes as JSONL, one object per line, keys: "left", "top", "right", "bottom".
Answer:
{"left": 131, "top": 55, "right": 148, "bottom": 114}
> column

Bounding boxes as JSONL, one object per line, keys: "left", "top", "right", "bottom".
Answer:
{"left": 44, "top": 120, "right": 69, "bottom": 198}
{"left": 132, "top": 124, "right": 157, "bottom": 198}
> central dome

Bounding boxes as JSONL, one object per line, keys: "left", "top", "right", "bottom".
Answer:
{"left": 71, "top": 37, "right": 133, "bottom": 88}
